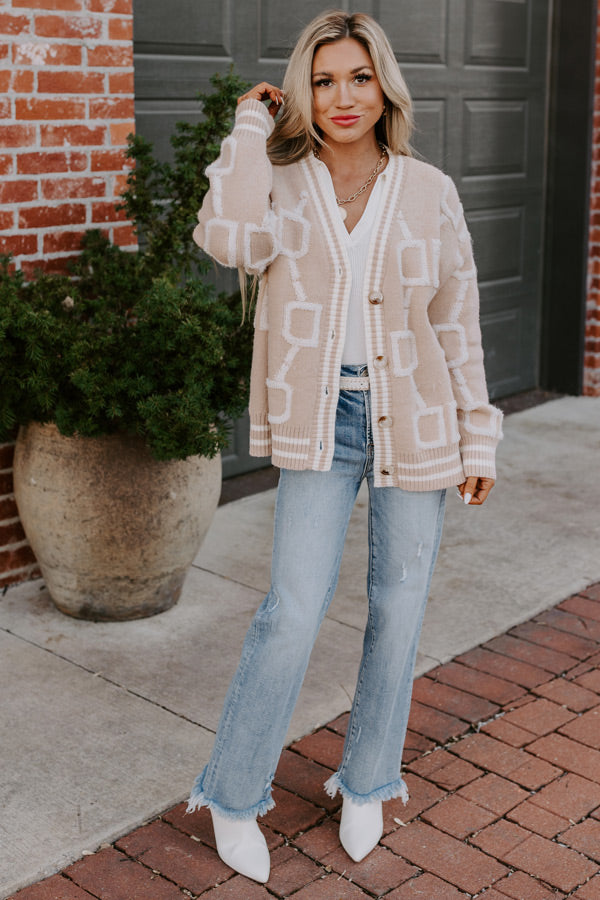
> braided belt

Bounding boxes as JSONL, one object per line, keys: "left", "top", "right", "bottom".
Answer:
{"left": 339, "top": 375, "right": 370, "bottom": 391}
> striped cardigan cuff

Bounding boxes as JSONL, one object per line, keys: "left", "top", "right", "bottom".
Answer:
{"left": 460, "top": 437, "right": 498, "bottom": 479}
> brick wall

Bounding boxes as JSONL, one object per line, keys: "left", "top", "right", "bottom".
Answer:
{"left": 0, "top": 0, "right": 135, "bottom": 587}
{"left": 585, "top": 1, "right": 600, "bottom": 396}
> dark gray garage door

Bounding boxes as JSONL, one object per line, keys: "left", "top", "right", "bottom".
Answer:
{"left": 133, "top": 0, "right": 550, "bottom": 476}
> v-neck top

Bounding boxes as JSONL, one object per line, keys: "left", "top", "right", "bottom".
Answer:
{"left": 316, "top": 161, "right": 388, "bottom": 364}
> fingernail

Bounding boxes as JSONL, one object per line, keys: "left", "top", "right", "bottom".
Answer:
{"left": 456, "top": 490, "right": 462, "bottom": 499}
{"left": 464, "top": 493, "right": 472, "bottom": 505}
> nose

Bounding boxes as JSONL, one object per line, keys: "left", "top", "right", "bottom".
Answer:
{"left": 335, "top": 80, "right": 354, "bottom": 108}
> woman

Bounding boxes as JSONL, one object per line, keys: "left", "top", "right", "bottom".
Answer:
{"left": 187, "top": 10, "right": 502, "bottom": 883}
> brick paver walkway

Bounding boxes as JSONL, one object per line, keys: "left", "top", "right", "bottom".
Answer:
{"left": 9, "top": 582, "right": 600, "bottom": 900}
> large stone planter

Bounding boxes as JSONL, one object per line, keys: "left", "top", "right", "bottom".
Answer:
{"left": 13, "top": 423, "right": 221, "bottom": 620}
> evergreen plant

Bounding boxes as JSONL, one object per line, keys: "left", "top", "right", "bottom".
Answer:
{"left": 0, "top": 71, "right": 253, "bottom": 461}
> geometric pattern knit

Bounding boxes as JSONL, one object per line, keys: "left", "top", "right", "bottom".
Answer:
{"left": 194, "top": 99, "right": 503, "bottom": 490}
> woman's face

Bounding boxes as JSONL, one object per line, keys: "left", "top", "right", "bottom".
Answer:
{"left": 311, "top": 37, "right": 385, "bottom": 148}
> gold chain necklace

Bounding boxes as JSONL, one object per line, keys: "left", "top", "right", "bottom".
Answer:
{"left": 315, "top": 143, "right": 388, "bottom": 206}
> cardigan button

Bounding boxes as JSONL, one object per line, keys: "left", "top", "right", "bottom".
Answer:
{"left": 373, "top": 355, "right": 388, "bottom": 369}
{"left": 378, "top": 415, "right": 393, "bottom": 428}
{"left": 368, "top": 291, "right": 383, "bottom": 305}
{"left": 380, "top": 468, "right": 392, "bottom": 476}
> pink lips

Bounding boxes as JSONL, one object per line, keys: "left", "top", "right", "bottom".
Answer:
{"left": 330, "top": 116, "right": 360, "bottom": 126}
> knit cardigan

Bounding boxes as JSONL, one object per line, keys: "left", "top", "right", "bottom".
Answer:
{"left": 194, "top": 99, "right": 503, "bottom": 490}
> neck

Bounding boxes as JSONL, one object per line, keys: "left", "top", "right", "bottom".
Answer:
{"left": 317, "top": 133, "right": 382, "bottom": 174}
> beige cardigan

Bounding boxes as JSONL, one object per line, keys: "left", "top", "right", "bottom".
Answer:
{"left": 194, "top": 99, "right": 503, "bottom": 490}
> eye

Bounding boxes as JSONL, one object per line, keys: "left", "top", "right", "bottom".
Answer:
{"left": 354, "top": 73, "right": 372, "bottom": 84}
{"left": 313, "top": 78, "right": 332, "bottom": 88}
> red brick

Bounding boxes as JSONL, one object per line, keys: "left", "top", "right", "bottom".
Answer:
{"left": 0, "top": 154, "right": 14, "bottom": 177}
{"left": 386, "top": 873, "right": 470, "bottom": 899}
{"left": 407, "top": 699, "right": 468, "bottom": 743}
{"left": 88, "top": 45, "right": 133, "bottom": 68}
{"left": 38, "top": 71, "right": 105, "bottom": 94}
{"left": 161, "top": 802, "right": 215, "bottom": 847}
{"left": 281, "top": 873, "right": 366, "bottom": 899}
{"left": 482, "top": 716, "right": 535, "bottom": 747}
{"left": 421, "top": 793, "right": 497, "bottom": 838}
{"left": 559, "top": 819, "right": 600, "bottom": 862}
{"left": 455, "top": 646, "right": 551, "bottom": 689}
{"left": 510, "top": 621, "right": 598, "bottom": 660}
{"left": 13, "top": 42, "right": 82, "bottom": 66}
{"left": 34, "top": 14, "right": 103, "bottom": 40}
{"left": 559, "top": 705, "right": 600, "bottom": 749}
{"left": 109, "top": 71, "right": 134, "bottom": 94}
{"left": 383, "top": 820, "right": 508, "bottom": 894}
{"left": 0, "top": 497, "right": 18, "bottom": 520}
{"left": 507, "top": 754, "right": 561, "bottom": 790}
{"left": 503, "top": 832, "right": 597, "bottom": 892}
{"left": 89, "top": 97, "right": 134, "bottom": 120}
{"left": 407, "top": 747, "right": 456, "bottom": 778}
{"left": 16, "top": 99, "right": 87, "bottom": 121}
{"left": 572, "top": 873, "right": 600, "bottom": 899}
{"left": 19, "top": 204, "right": 86, "bottom": 229}
{"left": 64, "top": 846, "right": 184, "bottom": 899}
{"left": 560, "top": 594, "right": 600, "bottom": 623}
{"left": 576, "top": 669, "right": 600, "bottom": 693}
{"left": 322, "top": 844, "right": 417, "bottom": 895}
{"left": 534, "top": 677, "right": 600, "bottom": 712}
{"left": 41, "top": 124, "right": 106, "bottom": 147}
{"left": 290, "top": 728, "right": 344, "bottom": 770}
{"left": 458, "top": 772, "right": 528, "bottom": 815}
{"left": 502, "top": 697, "right": 576, "bottom": 736}
{"left": 529, "top": 733, "right": 600, "bottom": 783}
{"left": 42, "top": 177, "right": 106, "bottom": 201}
{"left": 291, "top": 817, "right": 340, "bottom": 859}
{"left": 20, "top": 256, "right": 75, "bottom": 277}
{"left": 450, "top": 732, "right": 529, "bottom": 776}
{"left": 0, "top": 13, "right": 30, "bottom": 35}
{"left": 17, "top": 151, "right": 87, "bottom": 175}
{"left": 91, "top": 149, "right": 130, "bottom": 172}
{"left": 581, "top": 584, "right": 600, "bottom": 602}
{"left": 267, "top": 850, "right": 323, "bottom": 898}
{"left": 413, "top": 675, "right": 499, "bottom": 722}
{"left": 0, "top": 124, "right": 35, "bottom": 149}
{"left": 492, "top": 870, "right": 566, "bottom": 899}
{"left": 91, "top": 201, "right": 127, "bottom": 223}
{"left": 110, "top": 223, "right": 137, "bottom": 247}
{"left": 0, "top": 180, "right": 38, "bottom": 203}
{"left": 11, "top": 70, "right": 35, "bottom": 92}
{"left": 536, "top": 607, "right": 600, "bottom": 643}
{"left": 0, "top": 234, "right": 38, "bottom": 257}
{"left": 0, "top": 520, "right": 26, "bottom": 545}
{"left": 0, "top": 209, "right": 14, "bottom": 230}
{"left": 507, "top": 799, "right": 569, "bottom": 838}
{"left": 109, "top": 121, "right": 134, "bottom": 147}
{"left": 386, "top": 772, "right": 445, "bottom": 828}
{"left": 115, "top": 820, "right": 231, "bottom": 892}
{"left": 486, "top": 633, "right": 578, "bottom": 675}
{"left": 108, "top": 17, "right": 133, "bottom": 40}
{"left": 0, "top": 544, "right": 37, "bottom": 572}
{"left": 470, "top": 818, "right": 532, "bottom": 860}
{"left": 401, "top": 729, "right": 435, "bottom": 763}
{"left": 530, "top": 772, "right": 600, "bottom": 821}
{"left": 6, "top": 874, "right": 94, "bottom": 900}
{"left": 263, "top": 785, "right": 323, "bottom": 837}
{"left": 274, "top": 749, "right": 339, "bottom": 812}
{"left": 199, "top": 875, "right": 271, "bottom": 899}
{"left": 88, "top": 0, "right": 131, "bottom": 11}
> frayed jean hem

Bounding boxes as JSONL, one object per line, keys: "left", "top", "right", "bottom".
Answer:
{"left": 186, "top": 768, "right": 275, "bottom": 820}
{"left": 324, "top": 771, "right": 409, "bottom": 806}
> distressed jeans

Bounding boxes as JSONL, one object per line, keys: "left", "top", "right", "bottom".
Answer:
{"left": 188, "top": 365, "right": 446, "bottom": 819}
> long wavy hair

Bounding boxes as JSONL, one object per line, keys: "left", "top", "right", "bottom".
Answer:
{"left": 267, "top": 10, "right": 414, "bottom": 164}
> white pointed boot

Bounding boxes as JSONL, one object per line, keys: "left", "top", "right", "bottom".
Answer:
{"left": 210, "top": 809, "right": 270, "bottom": 883}
{"left": 339, "top": 796, "right": 383, "bottom": 862}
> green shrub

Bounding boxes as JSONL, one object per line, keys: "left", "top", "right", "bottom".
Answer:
{"left": 0, "top": 71, "right": 253, "bottom": 461}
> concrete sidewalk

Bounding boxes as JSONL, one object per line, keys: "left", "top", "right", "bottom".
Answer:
{"left": 1, "top": 395, "right": 599, "bottom": 898}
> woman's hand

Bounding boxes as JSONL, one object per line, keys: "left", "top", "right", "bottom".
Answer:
{"left": 457, "top": 476, "right": 495, "bottom": 506}
{"left": 238, "top": 82, "right": 285, "bottom": 118}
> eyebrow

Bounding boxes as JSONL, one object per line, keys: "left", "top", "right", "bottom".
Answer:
{"left": 312, "top": 65, "right": 374, "bottom": 77}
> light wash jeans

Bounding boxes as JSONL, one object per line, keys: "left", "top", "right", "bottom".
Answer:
{"left": 188, "top": 365, "right": 446, "bottom": 819}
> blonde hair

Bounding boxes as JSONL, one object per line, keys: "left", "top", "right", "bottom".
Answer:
{"left": 267, "top": 10, "right": 414, "bottom": 164}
